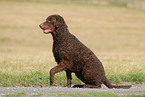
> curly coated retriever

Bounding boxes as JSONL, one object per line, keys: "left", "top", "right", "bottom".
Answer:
{"left": 39, "top": 14, "right": 132, "bottom": 89}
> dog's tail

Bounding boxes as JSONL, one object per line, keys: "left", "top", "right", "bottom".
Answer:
{"left": 103, "top": 76, "right": 132, "bottom": 89}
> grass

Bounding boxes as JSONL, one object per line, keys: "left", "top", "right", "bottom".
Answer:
{"left": 5, "top": 92, "right": 27, "bottom": 97}
{"left": 0, "top": 0, "right": 145, "bottom": 87}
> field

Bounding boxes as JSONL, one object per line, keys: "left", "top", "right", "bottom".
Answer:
{"left": 0, "top": 0, "right": 145, "bottom": 87}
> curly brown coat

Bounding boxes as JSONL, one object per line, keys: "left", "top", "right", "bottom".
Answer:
{"left": 39, "top": 14, "right": 131, "bottom": 89}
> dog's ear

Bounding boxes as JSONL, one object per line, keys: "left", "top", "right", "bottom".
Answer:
{"left": 54, "top": 15, "right": 65, "bottom": 27}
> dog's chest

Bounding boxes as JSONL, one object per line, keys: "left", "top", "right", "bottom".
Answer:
{"left": 52, "top": 43, "right": 61, "bottom": 63}
{"left": 52, "top": 42, "right": 69, "bottom": 63}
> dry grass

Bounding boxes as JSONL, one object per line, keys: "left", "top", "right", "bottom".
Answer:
{"left": 0, "top": 0, "right": 145, "bottom": 86}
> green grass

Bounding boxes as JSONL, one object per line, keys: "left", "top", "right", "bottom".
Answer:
{"left": 5, "top": 92, "right": 27, "bottom": 97}
{"left": 0, "top": 0, "right": 145, "bottom": 87}
{"left": 0, "top": 71, "right": 82, "bottom": 87}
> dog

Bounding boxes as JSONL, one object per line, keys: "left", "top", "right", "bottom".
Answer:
{"left": 39, "top": 14, "right": 132, "bottom": 89}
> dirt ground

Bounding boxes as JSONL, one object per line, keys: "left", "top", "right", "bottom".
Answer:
{"left": 0, "top": 84, "right": 145, "bottom": 96}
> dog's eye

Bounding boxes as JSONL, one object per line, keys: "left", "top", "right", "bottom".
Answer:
{"left": 46, "top": 19, "right": 51, "bottom": 22}
{"left": 47, "top": 21, "right": 53, "bottom": 24}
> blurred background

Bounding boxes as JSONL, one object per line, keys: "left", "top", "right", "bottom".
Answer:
{"left": 0, "top": 0, "right": 145, "bottom": 87}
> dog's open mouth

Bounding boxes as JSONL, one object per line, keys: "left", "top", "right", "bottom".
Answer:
{"left": 43, "top": 29, "right": 52, "bottom": 34}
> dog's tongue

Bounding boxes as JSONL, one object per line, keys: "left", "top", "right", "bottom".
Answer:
{"left": 44, "top": 29, "right": 52, "bottom": 33}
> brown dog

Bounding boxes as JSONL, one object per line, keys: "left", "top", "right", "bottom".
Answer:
{"left": 39, "top": 14, "right": 132, "bottom": 89}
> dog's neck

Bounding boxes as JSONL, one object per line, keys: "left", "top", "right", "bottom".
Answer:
{"left": 51, "top": 25, "right": 70, "bottom": 43}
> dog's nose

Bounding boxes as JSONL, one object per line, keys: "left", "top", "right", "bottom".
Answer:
{"left": 39, "top": 24, "right": 42, "bottom": 28}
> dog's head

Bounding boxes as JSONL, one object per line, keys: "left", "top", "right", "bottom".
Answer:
{"left": 39, "top": 14, "right": 65, "bottom": 34}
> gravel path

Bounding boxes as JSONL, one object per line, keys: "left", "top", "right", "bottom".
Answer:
{"left": 0, "top": 84, "right": 145, "bottom": 96}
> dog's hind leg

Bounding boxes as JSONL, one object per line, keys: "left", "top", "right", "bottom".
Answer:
{"left": 72, "top": 84, "right": 101, "bottom": 88}
{"left": 83, "top": 84, "right": 101, "bottom": 88}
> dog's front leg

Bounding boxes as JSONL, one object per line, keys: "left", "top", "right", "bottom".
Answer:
{"left": 50, "top": 61, "right": 67, "bottom": 86}
{"left": 65, "top": 70, "right": 72, "bottom": 87}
